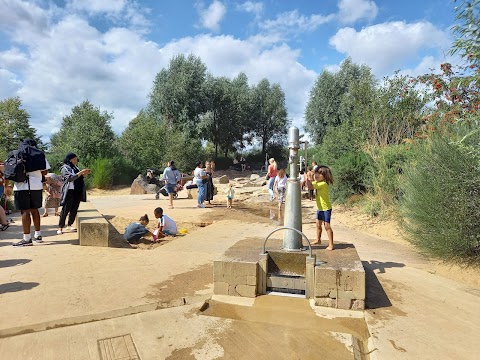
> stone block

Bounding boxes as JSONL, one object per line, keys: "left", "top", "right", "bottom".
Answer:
{"left": 250, "top": 174, "right": 260, "bottom": 180}
{"left": 305, "top": 255, "right": 316, "bottom": 299}
{"left": 218, "top": 175, "right": 229, "bottom": 184}
{"left": 236, "top": 285, "right": 256, "bottom": 298}
{"left": 232, "top": 275, "right": 247, "bottom": 285}
{"left": 214, "top": 282, "right": 229, "bottom": 295}
{"left": 337, "top": 290, "right": 356, "bottom": 300}
{"left": 336, "top": 299, "right": 353, "bottom": 310}
{"left": 228, "top": 285, "right": 236, "bottom": 296}
{"left": 236, "top": 262, "right": 257, "bottom": 276}
{"left": 187, "top": 188, "right": 199, "bottom": 199}
{"left": 213, "top": 261, "right": 223, "bottom": 279}
{"left": 223, "top": 261, "right": 233, "bottom": 275}
{"left": 246, "top": 275, "right": 257, "bottom": 286}
{"left": 352, "top": 299, "right": 365, "bottom": 310}
{"left": 315, "top": 298, "right": 336, "bottom": 307}
{"left": 79, "top": 219, "right": 109, "bottom": 247}
{"left": 258, "top": 254, "right": 268, "bottom": 295}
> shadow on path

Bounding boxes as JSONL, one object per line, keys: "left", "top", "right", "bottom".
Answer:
{"left": 0, "top": 281, "right": 39, "bottom": 294}
{"left": 0, "top": 259, "right": 32, "bottom": 268}
{"left": 362, "top": 260, "right": 405, "bottom": 310}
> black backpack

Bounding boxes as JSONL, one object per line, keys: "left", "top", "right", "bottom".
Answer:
{"left": 4, "top": 149, "right": 28, "bottom": 183}
{"left": 18, "top": 141, "right": 46, "bottom": 172}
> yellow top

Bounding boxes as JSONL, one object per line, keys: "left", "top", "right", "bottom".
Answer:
{"left": 312, "top": 180, "right": 332, "bottom": 211}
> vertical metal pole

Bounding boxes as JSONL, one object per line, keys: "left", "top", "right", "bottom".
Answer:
{"left": 283, "top": 126, "right": 303, "bottom": 250}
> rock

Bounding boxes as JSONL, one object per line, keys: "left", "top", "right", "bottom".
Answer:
{"left": 217, "top": 175, "right": 230, "bottom": 184}
{"left": 250, "top": 174, "right": 260, "bottom": 180}
{"left": 130, "top": 175, "right": 158, "bottom": 194}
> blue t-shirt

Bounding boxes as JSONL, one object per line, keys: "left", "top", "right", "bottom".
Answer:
{"left": 124, "top": 222, "right": 148, "bottom": 243}
{"left": 162, "top": 167, "right": 180, "bottom": 185}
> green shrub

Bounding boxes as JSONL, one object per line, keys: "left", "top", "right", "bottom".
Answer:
{"left": 330, "top": 151, "right": 373, "bottom": 202}
{"left": 111, "top": 156, "right": 138, "bottom": 185}
{"left": 89, "top": 158, "right": 114, "bottom": 189}
{"left": 400, "top": 136, "right": 480, "bottom": 263}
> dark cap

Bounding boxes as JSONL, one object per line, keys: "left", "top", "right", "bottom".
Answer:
{"left": 64, "top": 152, "right": 77, "bottom": 164}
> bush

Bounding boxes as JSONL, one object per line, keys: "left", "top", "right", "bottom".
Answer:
{"left": 89, "top": 158, "right": 114, "bottom": 189}
{"left": 400, "top": 136, "right": 480, "bottom": 263}
{"left": 111, "top": 156, "right": 138, "bottom": 186}
{"left": 330, "top": 151, "right": 373, "bottom": 202}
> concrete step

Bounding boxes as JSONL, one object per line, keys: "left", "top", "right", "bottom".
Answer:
{"left": 266, "top": 273, "right": 306, "bottom": 295}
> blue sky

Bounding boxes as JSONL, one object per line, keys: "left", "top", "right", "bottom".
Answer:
{"left": 0, "top": 0, "right": 458, "bottom": 142}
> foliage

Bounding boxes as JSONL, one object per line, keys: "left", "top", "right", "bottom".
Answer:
{"left": 161, "top": 127, "right": 205, "bottom": 173}
{"left": 148, "top": 54, "right": 207, "bottom": 134}
{"left": 117, "top": 110, "right": 166, "bottom": 173}
{"left": 250, "top": 79, "right": 289, "bottom": 154}
{"left": 330, "top": 151, "right": 373, "bottom": 203}
{"left": 305, "top": 58, "right": 375, "bottom": 144}
{"left": 0, "top": 97, "right": 41, "bottom": 159}
{"left": 89, "top": 158, "right": 114, "bottom": 189}
{"left": 400, "top": 135, "right": 480, "bottom": 263}
{"left": 49, "top": 100, "right": 117, "bottom": 167}
{"left": 450, "top": 0, "right": 480, "bottom": 76}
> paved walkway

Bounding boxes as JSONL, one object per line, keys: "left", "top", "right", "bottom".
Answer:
{"left": 0, "top": 193, "right": 478, "bottom": 359}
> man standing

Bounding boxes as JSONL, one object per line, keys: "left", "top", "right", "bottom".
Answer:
{"left": 162, "top": 161, "right": 181, "bottom": 209}
{"left": 11, "top": 139, "right": 50, "bottom": 247}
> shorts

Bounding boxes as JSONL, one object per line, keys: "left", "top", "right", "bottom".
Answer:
{"left": 227, "top": 195, "right": 232, "bottom": 200}
{"left": 166, "top": 183, "right": 176, "bottom": 194}
{"left": 14, "top": 190, "right": 43, "bottom": 210}
{"left": 316, "top": 209, "right": 332, "bottom": 223}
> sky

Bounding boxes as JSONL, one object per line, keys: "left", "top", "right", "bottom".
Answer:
{"left": 0, "top": 0, "right": 458, "bottom": 143}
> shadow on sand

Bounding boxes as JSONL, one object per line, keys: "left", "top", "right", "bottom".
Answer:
{"left": 0, "top": 281, "right": 39, "bottom": 294}
{"left": 362, "top": 260, "right": 405, "bottom": 309}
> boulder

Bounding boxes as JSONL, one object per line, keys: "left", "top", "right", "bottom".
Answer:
{"left": 250, "top": 174, "right": 260, "bottom": 181}
{"left": 217, "top": 175, "right": 230, "bottom": 184}
{"left": 130, "top": 175, "right": 158, "bottom": 194}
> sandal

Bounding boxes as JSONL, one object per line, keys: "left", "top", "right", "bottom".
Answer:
{"left": 0, "top": 224, "right": 9, "bottom": 231}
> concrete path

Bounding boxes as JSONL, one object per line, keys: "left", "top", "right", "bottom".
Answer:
{"left": 0, "top": 193, "right": 478, "bottom": 359}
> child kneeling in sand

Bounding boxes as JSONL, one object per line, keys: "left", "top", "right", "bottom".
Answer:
{"left": 153, "top": 207, "right": 178, "bottom": 240}
{"left": 225, "top": 183, "right": 235, "bottom": 208}
{"left": 124, "top": 214, "right": 156, "bottom": 244}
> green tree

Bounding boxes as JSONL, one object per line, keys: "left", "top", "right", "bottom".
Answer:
{"left": 117, "top": 110, "right": 166, "bottom": 173}
{"left": 148, "top": 54, "right": 207, "bottom": 134}
{"left": 0, "top": 97, "right": 41, "bottom": 158}
{"left": 250, "top": 79, "right": 289, "bottom": 155}
{"left": 305, "top": 58, "right": 375, "bottom": 144}
{"left": 49, "top": 100, "right": 116, "bottom": 167}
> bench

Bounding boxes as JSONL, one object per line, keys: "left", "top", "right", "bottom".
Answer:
{"left": 186, "top": 186, "right": 199, "bottom": 199}
{"left": 76, "top": 202, "right": 109, "bottom": 247}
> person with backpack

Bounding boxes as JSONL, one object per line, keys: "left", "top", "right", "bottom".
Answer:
{"left": 161, "top": 160, "right": 181, "bottom": 209}
{"left": 57, "top": 153, "right": 90, "bottom": 235}
{"left": 5, "top": 139, "right": 50, "bottom": 246}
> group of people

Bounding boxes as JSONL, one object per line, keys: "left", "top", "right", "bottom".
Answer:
{"left": 266, "top": 157, "right": 335, "bottom": 251}
{"left": 1, "top": 140, "right": 91, "bottom": 247}
{"left": 193, "top": 160, "right": 216, "bottom": 208}
{"left": 123, "top": 207, "right": 177, "bottom": 244}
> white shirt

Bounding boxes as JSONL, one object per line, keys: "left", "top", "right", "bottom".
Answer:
{"left": 14, "top": 158, "right": 51, "bottom": 191}
{"left": 193, "top": 167, "right": 205, "bottom": 182}
{"left": 158, "top": 214, "right": 177, "bottom": 234}
{"left": 275, "top": 175, "right": 288, "bottom": 190}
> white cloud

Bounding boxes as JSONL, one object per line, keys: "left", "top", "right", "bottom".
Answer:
{"left": 236, "top": 1, "right": 263, "bottom": 20}
{"left": 197, "top": 0, "right": 227, "bottom": 32}
{"left": 260, "top": 10, "right": 334, "bottom": 36}
{"left": 68, "top": 0, "right": 126, "bottom": 14}
{"left": 329, "top": 21, "right": 450, "bottom": 75}
{"left": 337, "top": 0, "right": 378, "bottom": 24}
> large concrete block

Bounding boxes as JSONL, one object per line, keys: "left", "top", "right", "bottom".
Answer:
{"left": 352, "top": 299, "right": 365, "bottom": 310}
{"left": 258, "top": 254, "right": 268, "bottom": 295}
{"left": 187, "top": 188, "right": 199, "bottom": 199}
{"left": 315, "top": 298, "right": 336, "bottom": 307}
{"left": 79, "top": 219, "right": 109, "bottom": 247}
{"left": 214, "top": 282, "right": 229, "bottom": 295}
{"left": 305, "top": 255, "right": 316, "bottom": 299}
{"left": 236, "top": 285, "right": 256, "bottom": 298}
{"left": 246, "top": 276, "right": 257, "bottom": 286}
{"left": 336, "top": 299, "right": 353, "bottom": 310}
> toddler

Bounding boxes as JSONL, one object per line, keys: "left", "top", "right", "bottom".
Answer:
{"left": 225, "top": 184, "right": 235, "bottom": 208}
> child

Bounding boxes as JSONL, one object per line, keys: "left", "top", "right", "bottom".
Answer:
{"left": 225, "top": 183, "right": 235, "bottom": 208}
{"left": 311, "top": 166, "right": 334, "bottom": 250}
{"left": 153, "top": 207, "right": 178, "bottom": 240}
{"left": 274, "top": 169, "right": 288, "bottom": 210}
{"left": 124, "top": 214, "right": 156, "bottom": 244}
{"left": 305, "top": 166, "right": 315, "bottom": 201}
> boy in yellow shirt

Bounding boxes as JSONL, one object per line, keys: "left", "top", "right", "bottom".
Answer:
{"left": 311, "top": 166, "right": 334, "bottom": 250}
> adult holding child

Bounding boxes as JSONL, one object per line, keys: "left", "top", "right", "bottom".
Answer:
{"left": 193, "top": 160, "right": 207, "bottom": 208}
{"left": 57, "top": 153, "right": 90, "bottom": 235}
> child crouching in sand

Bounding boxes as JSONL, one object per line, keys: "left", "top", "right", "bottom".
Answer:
{"left": 311, "top": 166, "right": 334, "bottom": 250}
{"left": 225, "top": 183, "right": 235, "bottom": 208}
{"left": 124, "top": 214, "right": 157, "bottom": 244}
{"left": 153, "top": 207, "right": 178, "bottom": 240}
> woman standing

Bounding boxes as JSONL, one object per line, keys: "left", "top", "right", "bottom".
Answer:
{"left": 204, "top": 160, "right": 215, "bottom": 205}
{"left": 57, "top": 153, "right": 91, "bottom": 234}
{"left": 266, "top": 158, "right": 278, "bottom": 201}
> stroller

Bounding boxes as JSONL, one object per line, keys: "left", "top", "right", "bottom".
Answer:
{"left": 148, "top": 168, "right": 185, "bottom": 200}
{"left": 156, "top": 182, "right": 184, "bottom": 200}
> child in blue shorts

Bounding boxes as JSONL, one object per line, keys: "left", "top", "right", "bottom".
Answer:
{"left": 311, "top": 166, "right": 334, "bottom": 250}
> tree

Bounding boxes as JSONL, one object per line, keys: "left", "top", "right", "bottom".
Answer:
{"left": 49, "top": 100, "right": 116, "bottom": 168}
{"left": 250, "top": 79, "right": 289, "bottom": 155}
{"left": 305, "top": 58, "right": 375, "bottom": 144}
{"left": 148, "top": 54, "right": 207, "bottom": 134}
{"left": 0, "top": 97, "right": 41, "bottom": 158}
{"left": 117, "top": 110, "right": 166, "bottom": 173}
